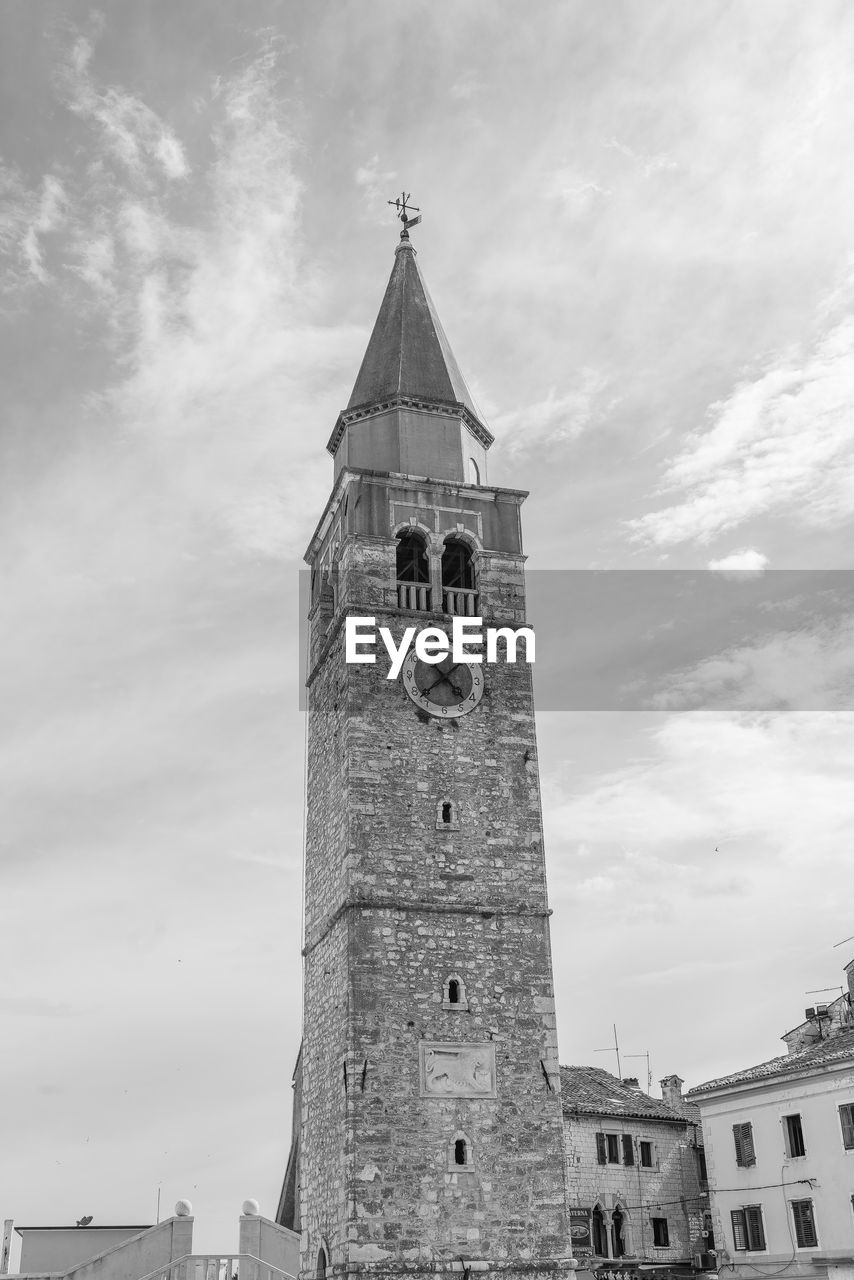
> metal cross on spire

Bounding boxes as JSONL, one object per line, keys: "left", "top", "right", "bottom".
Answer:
{"left": 388, "top": 191, "right": 422, "bottom": 236}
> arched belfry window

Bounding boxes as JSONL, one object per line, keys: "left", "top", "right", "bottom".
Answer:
{"left": 469, "top": 457, "right": 480, "bottom": 485}
{"left": 396, "top": 530, "right": 431, "bottom": 611}
{"left": 441, "top": 537, "right": 478, "bottom": 617}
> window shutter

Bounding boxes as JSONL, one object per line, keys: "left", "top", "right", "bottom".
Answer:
{"left": 738, "top": 1122, "right": 756, "bottom": 1166}
{"left": 840, "top": 1104, "right": 854, "bottom": 1150}
{"left": 792, "top": 1200, "right": 817, "bottom": 1248}
{"left": 733, "top": 1124, "right": 743, "bottom": 1165}
{"left": 746, "top": 1205, "right": 765, "bottom": 1250}
{"left": 622, "top": 1134, "right": 634, "bottom": 1165}
{"left": 596, "top": 1132, "right": 607, "bottom": 1164}
{"left": 731, "top": 1209, "right": 747, "bottom": 1251}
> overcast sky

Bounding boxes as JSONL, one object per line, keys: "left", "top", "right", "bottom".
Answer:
{"left": 2, "top": 0, "right": 854, "bottom": 1259}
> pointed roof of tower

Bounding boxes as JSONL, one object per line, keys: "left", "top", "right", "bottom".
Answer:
{"left": 347, "top": 233, "right": 485, "bottom": 427}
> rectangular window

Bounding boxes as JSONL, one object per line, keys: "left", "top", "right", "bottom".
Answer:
{"left": 622, "top": 1134, "right": 634, "bottom": 1165}
{"left": 733, "top": 1121, "right": 756, "bottom": 1167}
{"left": 640, "top": 1140, "right": 653, "bottom": 1167}
{"left": 651, "top": 1218, "right": 669, "bottom": 1247}
{"left": 596, "top": 1132, "right": 607, "bottom": 1165}
{"left": 792, "top": 1199, "right": 818, "bottom": 1248}
{"left": 731, "top": 1206, "right": 766, "bottom": 1251}
{"left": 783, "top": 1113, "right": 806, "bottom": 1157}
{"left": 606, "top": 1133, "right": 620, "bottom": 1163}
{"left": 840, "top": 1103, "right": 854, "bottom": 1150}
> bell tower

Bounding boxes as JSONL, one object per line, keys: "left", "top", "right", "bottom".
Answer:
{"left": 291, "top": 220, "right": 573, "bottom": 1280}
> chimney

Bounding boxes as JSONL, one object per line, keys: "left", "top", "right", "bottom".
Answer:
{"left": 622, "top": 1077, "right": 641, "bottom": 1091}
{"left": 845, "top": 958, "right": 854, "bottom": 1003}
{"left": 660, "top": 1074, "right": 685, "bottom": 1109}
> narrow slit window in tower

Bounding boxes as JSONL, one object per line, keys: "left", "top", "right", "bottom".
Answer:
{"left": 454, "top": 1138, "right": 467, "bottom": 1166}
{"left": 448, "top": 978, "right": 460, "bottom": 1004}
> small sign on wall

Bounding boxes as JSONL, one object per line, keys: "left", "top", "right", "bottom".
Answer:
{"left": 570, "top": 1207, "right": 593, "bottom": 1252}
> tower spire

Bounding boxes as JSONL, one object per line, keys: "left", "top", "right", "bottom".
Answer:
{"left": 326, "top": 214, "right": 493, "bottom": 483}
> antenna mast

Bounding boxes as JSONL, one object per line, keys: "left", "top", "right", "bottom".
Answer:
{"left": 594, "top": 1024, "right": 623, "bottom": 1079}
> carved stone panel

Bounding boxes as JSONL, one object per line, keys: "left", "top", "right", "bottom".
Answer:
{"left": 419, "top": 1041, "right": 497, "bottom": 1098}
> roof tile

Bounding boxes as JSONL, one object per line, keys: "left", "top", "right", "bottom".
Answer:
{"left": 560, "top": 1065, "right": 700, "bottom": 1124}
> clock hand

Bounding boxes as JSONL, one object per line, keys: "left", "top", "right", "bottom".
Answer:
{"left": 423, "top": 671, "right": 452, "bottom": 695}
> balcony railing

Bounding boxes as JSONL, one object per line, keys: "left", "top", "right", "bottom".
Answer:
{"left": 443, "top": 587, "right": 479, "bottom": 616}
{"left": 136, "top": 1255, "right": 297, "bottom": 1280}
{"left": 397, "top": 581, "right": 432, "bottom": 611}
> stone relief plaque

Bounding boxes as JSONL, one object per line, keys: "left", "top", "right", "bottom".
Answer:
{"left": 419, "top": 1041, "right": 497, "bottom": 1098}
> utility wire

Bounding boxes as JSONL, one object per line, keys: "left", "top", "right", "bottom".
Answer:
{"left": 608, "top": 1177, "right": 814, "bottom": 1213}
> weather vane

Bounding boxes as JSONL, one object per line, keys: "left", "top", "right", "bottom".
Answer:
{"left": 388, "top": 191, "right": 421, "bottom": 235}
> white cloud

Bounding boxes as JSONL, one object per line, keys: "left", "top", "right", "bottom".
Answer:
{"left": 604, "top": 137, "right": 679, "bottom": 179}
{"left": 61, "top": 34, "right": 189, "bottom": 183}
{"left": 546, "top": 165, "right": 610, "bottom": 217}
{"left": 547, "top": 711, "right": 854, "bottom": 865}
{"left": 20, "top": 175, "right": 67, "bottom": 282}
{"left": 0, "top": 165, "right": 68, "bottom": 292}
{"left": 708, "top": 548, "right": 769, "bottom": 573}
{"left": 631, "top": 269, "right": 854, "bottom": 547}
{"left": 17, "top": 36, "right": 361, "bottom": 560}
{"left": 493, "top": 370, "right": 617, "bottom": 456}
{"left": 649, "top": 615, "right": 854, "bottom": 712}
{"left": 355, "top": 155, "right": 398, "bottom": 212}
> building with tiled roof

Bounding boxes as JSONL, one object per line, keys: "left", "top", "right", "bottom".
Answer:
{"left": 560, "top": 1066, "right": 711, "bottom": 1277}
{"left": 686, "top": 961, "right": 854, "bottom": 1280}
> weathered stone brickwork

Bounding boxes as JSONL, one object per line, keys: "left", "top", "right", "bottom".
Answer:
{"left": 560, "top": 1068, "right": 709, "bottom": 1269}
{"left": 299, "top": 469, "right": 572, "bottom": 1280}
{"left": 563, "top": 1113, "right": 706, "bottom": 1263}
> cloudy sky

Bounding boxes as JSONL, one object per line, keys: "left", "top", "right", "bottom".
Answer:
{"left": 3, "top": 0, "right": 854, "bottom": 1257}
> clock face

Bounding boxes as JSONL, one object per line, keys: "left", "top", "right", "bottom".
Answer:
{"left": 401, "top": 650, "right": 484, "bottom": 718}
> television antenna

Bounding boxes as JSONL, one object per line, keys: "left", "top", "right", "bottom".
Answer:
{"left": 595, "top": 1024, "right": 623, "bottom": 1079}
{"left": 625, "top": 1050, "right": 653, "bottom": 1094}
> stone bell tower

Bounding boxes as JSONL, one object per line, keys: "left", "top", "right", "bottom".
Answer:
{"left": 285, "top": 221, "right": 573, "bottom": 1280}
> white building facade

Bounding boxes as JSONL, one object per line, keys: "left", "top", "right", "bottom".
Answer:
{"left": 689, "top": 1027, "right": 854, "bottom": 1280}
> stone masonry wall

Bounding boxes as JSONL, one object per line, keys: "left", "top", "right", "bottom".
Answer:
{"left": 301, "top": 479, "right": 572, "bottom": 1279}
{"left": 564, "top": 1114, "right": 705, "bottom": 1264}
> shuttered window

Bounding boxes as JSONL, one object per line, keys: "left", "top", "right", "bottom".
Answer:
{"left": 640, "top": 1140, "right": 653, "bottom": 1167}
{"left": 622, "top": 1134, "right": 634, "bottom": 1165}
{"left": 745, "top": 1206, "right": 766, "bottom": 1250}
{"left": 596, "top": 1132, "right": 607, "bottom": 1165}
{"left": 731, "top": 1205, "right": 765, "bottom": 1251}
{"left": 606, "top": 1133, "right": 620, "bottom": 1163}
{"left": 733, "top": 1121, "right": 756, "bottom": 1166}
{"left": 839, "top": 1103, "right": 854, "bottom": 1150}
{"left": 792, "top": 1199, "right": 818, "bottom": 1248}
